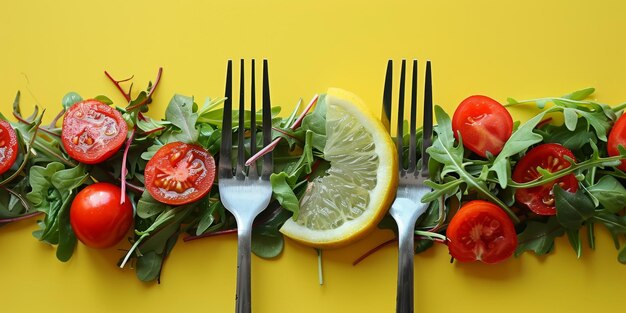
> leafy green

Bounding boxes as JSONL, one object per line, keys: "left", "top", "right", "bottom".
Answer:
{"left": 555, "top": 185, "right": 595, "bottom": 230}
{"left": 515, "top": 217, "right": 565, "bottom": 256}
{"left": 588, "top": 176, "right": 626, "bottom": 213}
{"left": 164, "top": 94, "right": 199, "bottom": 143}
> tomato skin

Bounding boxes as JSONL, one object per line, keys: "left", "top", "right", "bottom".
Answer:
{"left": 61, "top": 99, "right": 128, "bottom": 164}
{"left": 144, "top": 142, "right": 216, "bottom": 205}
{"left": 446, "top": 200, "right": 518, "bottom": 263}
{"left": 70, "top": 183, "right": 134, "bottom": 249}
{"left": 452, "top": 95, "right": 513, "bottom": 158}
{"left": 608, "top": 113, "right": 626, "bottom": 171}
{"left": 512, "top": 143, "right": 578, "bottom": 215}
{"left": 0, "top": 120, "right": 18, "bottom": 175}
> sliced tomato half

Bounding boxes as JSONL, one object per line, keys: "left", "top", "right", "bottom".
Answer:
{"left": 61, "top": 99, "right": 128, "bottom": 164}
{"left": 144, "top": 142, "right": 216, "bottom": 205}
{"left": 512, "top": 143, "right": 578, "bottom": 215}
{"left": 446, "top": 200, "right": 518, "bottom": 264}
{"left": 0, "top": 120, "right": 18, "bottom": 175}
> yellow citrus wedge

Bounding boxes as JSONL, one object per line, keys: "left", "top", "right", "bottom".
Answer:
{"left": 279, "top": 88, "right": 398, "bottom": 248}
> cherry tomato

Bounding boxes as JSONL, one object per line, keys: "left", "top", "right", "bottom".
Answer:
{"left": 70, "top": 182, "right": 134, "bottom": 248}
{"left": 61, "top": 99, "right": 128, "bottom": 164}
{"left": 608, "top": 113, "right": 626, "bottom": 171}
{"left": 0, "top": 120, "right": 18, "bottom": 175}
{"left": 144, "top": 142, "right": 216, "bottom": 205}
{"left": 512, "top": 143, "right": 578, "bottom": 215}
{"left": 452, "top": 95, "right": 513, "bottom": 158}
{"left": 446, "top": 200, "right": 518, "bottom": 263}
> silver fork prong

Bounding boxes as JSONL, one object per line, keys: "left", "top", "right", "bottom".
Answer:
{"left": 407, "top": 59, "right": 418, "bottom": 173}
{"left": 396, "top": 60, "right": 406, "bottom": 170}
{"left": 261, "top": 59, "right": 273, "bottom": 180}
{"left": 248, "top": 59, "right": 259, "bottom": 180}
{"left": 219, "top": 60, "right": 234, "bottom": 179}
{"left": 236, "top": 59, "right": 246, "bottom": 180}
{"left": 421, "top": 60, "right": 433, "bottom": 176}
{"left": 381, "top": 60, "right": 393, "bottom": 132}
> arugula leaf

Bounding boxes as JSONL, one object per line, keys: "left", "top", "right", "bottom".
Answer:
{"left": 592, "top": 212, "right": 626, "bottom": 249}
{"left": 425, "top": 106, "right": 518, "bottom": 222}
{"left": 490, "top": 109, "right": 551, "bottom": 188}
{"left": 164, "top": 94, "right": 199, "bottom": 143}
{"left": 563, "top": 87, "right": 595, "bottom": 101}
{"left": 554, "top": 185, "right": 595, "bottom": 230}
{"left": 566, "top": 229, "right": 583, "bottom": 258}
{"left": 515, "top": 217, "right": 565, "bottom": 256}
{"left": 588, "top": 176, "right": 626, "bottom": 213}
{"left": 270, "top": 173, "right": 301, "bottom": 217}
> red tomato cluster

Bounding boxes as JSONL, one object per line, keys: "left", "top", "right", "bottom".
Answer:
{"left": 60, "top": 100, "right": 218, "bottom": 248}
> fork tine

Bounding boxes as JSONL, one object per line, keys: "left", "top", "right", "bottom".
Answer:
{"left": 396, "top": 60, "right": 406, "bottom": 170}
{"left": 421, "top": 60, "right": 433, "bottom": 175}
{"left": 219, "top": 60, "right": 233, "bottom": 179}
{"left": 408, "top": 59, "right": 418, "bottom": 173}
{"left": 261, "top": 59, "right": 273, "bottom": 179}
{"left": 248, "top": 59, "right": 259, "bottom": 180}
{"left": 381, "top": 60, "right": 393, "bottom": 132}
{"left": 236, "top": 59, "right": 246, "bottom": 180}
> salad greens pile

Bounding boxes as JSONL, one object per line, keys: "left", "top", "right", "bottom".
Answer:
{"left": 1, "top": 67, "right": 626, "bottom": 282}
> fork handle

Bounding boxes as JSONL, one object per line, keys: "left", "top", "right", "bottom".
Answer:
{"left": 235, "top": 221, "right": 254, "bottom": 313}
{"left": 395, "top": 217, "right": 417, "bottom": 313}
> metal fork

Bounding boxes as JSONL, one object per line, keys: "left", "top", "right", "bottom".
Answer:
{"left": 382, "top": 59, "right": 433, "bottom": 313}
{"left": 219, "top": 59, "right": 273, "bottom": 313}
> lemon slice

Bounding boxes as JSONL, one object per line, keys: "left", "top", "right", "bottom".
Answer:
{"left": 279, "top": 88, "right": 398, "bottom": 248}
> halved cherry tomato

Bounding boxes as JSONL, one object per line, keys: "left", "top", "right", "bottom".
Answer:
{"left": 512, "top": 143, "right": 578, "bottom": 215}
{"left": 608, "top": 113, "right": 626, "bottom": 171}
{"left": 61, "top": 99, "right": 128, "bottom": 164}
{"left": 446, "top": 200, "right": 518, "bottom": 263}
{"left": 70, "top": 182, "right": 134, "bottom": 248}
{"left": 452, "top": 95, "right": 513, "bottom": 158}
{"left": 144, "top": 142, "right": 216, "bottom": 205}
{"left": 0, "top": 120, "right": 18, "bottom": 175}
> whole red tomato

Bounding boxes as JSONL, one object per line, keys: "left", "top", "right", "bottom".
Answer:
{"left": 608, "top": 113, "right": 626, "bottom": 171}
{"left": 62, "top": 99, "right": 128, "bottom": 164}
{"left": 512, "top": 143, "right": 578, "bottom": 215}
{"left": 452, "top": 95, "right": 513, "bottom": 158}
{"left": 0, "top": 119, "right": 18, "bottom": 175}
{"left": 144, "top": 141, "right": 216, "bottom": 205}
{"left": 70, "top": 182, "right": 134, "bottom": 248}
{"left": 446, "top": 200, "right": 518, "bottom": 263}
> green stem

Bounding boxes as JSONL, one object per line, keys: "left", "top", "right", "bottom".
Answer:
{"left": 119, "top": 233, "right": 149, "bottom": 268}
{"left": 317, "top": 249, "right": 324, "bottom": 286}
{"left": 33, "top": 140, "right": 77, "bottom": 168}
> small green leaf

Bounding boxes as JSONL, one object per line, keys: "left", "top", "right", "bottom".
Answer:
{"left": 563, "top": 108, "right": 578, "bottom": 131}
{"left": 566, "top": 229, "right": 582, "bottom": 258}
{"left": 515, "top": 217, "right": 565, "bottom": 256}
{"left": 491, "top": 110, "right": 550, "bottom": 188}
{"left": 51, "top": 165, "right": 88, "bottom": 195}
{"left": 588, "top": 176, "right": 626, "bottom": 213}
{"left": 555, "top": 185, "right": 594, "bottom": 230}
{"left": 270, "top": 172, "right": 300, "bottom": 218}
{"left": 618, "top": 245, "right": 626, "bottom": 264}
{"left": 563, "top": 88, "right": 595, "bottom": 101}
{"left": 56, "top": 197, "right": 77, "bottom": 262}
{"left": 165, "top": 94, "right": 199, "bottom": 143}
{"left": 62, "top": 92, "right": 82, "bottom": 109}
{"left": 251, "top": 229, "right": 284, "bottom": 258}
{"left": 196, "top": 201, "right": 219, "bottom": 235}
{"left": 137, "top": 191, "right": 169, "bottom": 219}
{"left": 136, "top": 251, "right": 163, "bottom": 282}
{"left": 94, "top": 95, "right": 113, "bottom": 105}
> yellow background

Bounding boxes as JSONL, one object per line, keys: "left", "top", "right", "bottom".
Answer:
{"left": 1, "top": 1, "right": 625, "bottom": 312}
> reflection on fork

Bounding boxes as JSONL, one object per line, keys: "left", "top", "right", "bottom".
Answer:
{"left": 382, "top": 59, "right": 434, "bottom": 313}
{"left": 219, "top": 59, "right": 274, "bottom": 313}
